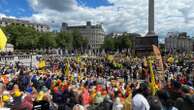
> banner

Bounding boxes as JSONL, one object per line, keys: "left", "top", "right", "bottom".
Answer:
{"left": 152, "top": 45, "right": 164, "bottom": 80}
{"left": 0, "top": 28, "right": 7, "bottom": 49}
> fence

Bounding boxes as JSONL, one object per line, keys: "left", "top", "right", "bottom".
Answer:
{"left": 0, "top": 55, "right": 38, "bottom": 66}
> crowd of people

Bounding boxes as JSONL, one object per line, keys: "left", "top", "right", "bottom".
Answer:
{"left": 0, "top": 54, "right": 193, "bottom": 110}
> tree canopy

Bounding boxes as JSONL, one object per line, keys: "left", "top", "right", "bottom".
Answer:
{"left": 103, "top": 33, "right": 136, "bottom": 51}
{"left": 56, "top": 31, "right": 73, "bottom": 50}
{"left": 1, "top": 25, "right": 88, "bottom": 50}
{"left": 2, "top": 25, "right": 39, "bottom": 49}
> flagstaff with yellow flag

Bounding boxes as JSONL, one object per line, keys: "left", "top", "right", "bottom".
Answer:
{"left": 148, "top": 59, "right": 156, "bottom": 96}
{"left": 76, "top": 55, "right": 81, "bottom": 63}
{"left": 65, "top": 62, "right": 70, "bottom": 76}
{"left": 167, "top": 56, "right": 174, "bottom": 64}
{"left": 38, "top": 58, "right": 46, "bottom": 69}
{"left": 0, "top": 28, "right": 7, "bottom": 50}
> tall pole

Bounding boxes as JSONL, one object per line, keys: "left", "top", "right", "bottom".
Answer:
{"left": 148, "top": 0, "right": 155, "bottom": 35}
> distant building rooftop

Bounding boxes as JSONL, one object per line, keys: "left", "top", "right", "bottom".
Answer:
{"left": 0, "top": 17, "right": 49, "bottom": 28}
{"left": 61, "top": 21, "right": 103, "bottom": 31}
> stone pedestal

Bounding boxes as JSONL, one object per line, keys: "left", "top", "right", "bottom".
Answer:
{"left": 134, "top": 35, "right": 158, "bottom": 56}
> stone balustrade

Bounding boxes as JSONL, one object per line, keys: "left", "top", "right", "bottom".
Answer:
{"left": 0, "top": 55, "right": 38, "bottom": 66}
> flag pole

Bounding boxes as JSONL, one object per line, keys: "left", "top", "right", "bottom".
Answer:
{"left": 148, "top": 59, "right": 156, "bottom": 96}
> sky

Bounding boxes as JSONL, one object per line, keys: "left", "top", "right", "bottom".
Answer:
{"left": 0, "top": 0, "right": 194, "bottom": 40}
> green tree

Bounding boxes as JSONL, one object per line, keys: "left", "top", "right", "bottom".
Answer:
{"left": 38, "top": 32, "right": 57, "bottom": 49}
{"left": 72, "top": 30, "right": 88, "bottom": 50}
{"left": 56, "top": 32, "right": 73, "bottom": 50}
{"left": 114, "top": 37, "right": 122, "bottom": 50}
{"left": 120, "top": 35, "right": 132, "bottom": 49}
{"left": 103, "top": 37, "right": 115, "bottom": 51}
{"left": 103, "top": 33, "right": 135, "bottom": 51}
{"left": 3, "top": 25, "right": 39, "bottom": 49}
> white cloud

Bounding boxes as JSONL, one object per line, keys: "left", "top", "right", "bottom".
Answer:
{"left": 18, "top": 8, "right": 26, "bottom": 12}
{"left": 0, "top": 13, "right": 15, "bottom": 19}
{"left": 17, "top": 0, "right": 194, "bottom": 38}
{"left": 0, "top": 13, "right": 7, "bottom": 18}
{"left": 28, "top": 0, "right": 77, "bottom": 12}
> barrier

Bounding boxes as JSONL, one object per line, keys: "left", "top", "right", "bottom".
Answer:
{"left": 0, "top": 55, "right": 38, "bottom": 66}
{"left": 0, "top": 54, "right": 103, "bottom": 66}
{"left": 0, "top": 56, "right": 14, "bottom": 62}
{"left": 18, "top": 55, "right": 31, "bottom": 60}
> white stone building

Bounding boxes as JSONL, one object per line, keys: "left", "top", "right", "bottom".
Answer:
{"left": 0, "top": 17, "right": 50, "bottom": 32}
{"left": 165, "top": 32, "right": 193, "bottom": 52}
{"left": 61, "top": 21, "right": 105, "bottom": 49}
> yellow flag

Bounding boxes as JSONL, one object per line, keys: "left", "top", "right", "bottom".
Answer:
{"left": 65, "top": 62, "right": 70, "bottom": 76}
{"left": 149, "top": 60, "right": 156, "bottom": 96}
{"left": 0, "top": 28, "right": 7, "bottom": 49}
{"left": 107, "top": 55, "right": 113, "bottom": 62}
{"left": 76, "top": 55, "right": 81, "bottom": 63}
{"left": 38, "top": 59, "right": 46, "bottom": 69}
{"left": 167, "top": 56, "right": 174, "bottom": 64}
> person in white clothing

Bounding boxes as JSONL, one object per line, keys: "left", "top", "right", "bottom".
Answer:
{"left": 112, "top": 97, "right": 123, "bottom": 110}
{"left": 132, "top": 93, "right": 150, "bottom": 110}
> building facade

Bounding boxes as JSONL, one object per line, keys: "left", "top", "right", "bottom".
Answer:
{"left": 165, "top": 32, "right": 193, "bottom": 53}
{"left": 61, "top": 21, "right": 105, "bottom": 49}
{"left": 0, "top": 17, "right": 50, "bottom": 32}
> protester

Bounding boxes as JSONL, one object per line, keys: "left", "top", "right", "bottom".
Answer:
{"left": 0, "top": 54, "right": 193, "bottom": 110}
